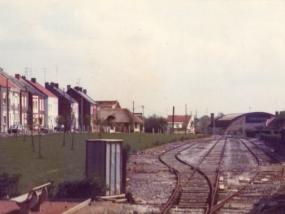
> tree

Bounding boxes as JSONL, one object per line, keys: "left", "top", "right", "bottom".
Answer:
{"left": 38, "top": 117, "right": 43, "bottom": 159}
{"left": 144, "top": 115, "right": 167, "bottom": 133}
{"left": 70, "top": 112, "right": 76, "bottom": 150}
{"left": 196, "top": 115, "right": 211, "bottom": 134}
{"left": 84, "top": 115, "right": 91, "bottom": 132}
{"left": 27, "top": 108, "right": 36, "bottom": 152}
{"left": 56, "top": 116, "right": 66, "bottom": 147}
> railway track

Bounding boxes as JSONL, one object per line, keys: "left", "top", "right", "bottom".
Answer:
{"left": 159, "top": 137, "right": 284, "bottom": 214}
{"left": 211, "top": 138, "right": 283, "bottom": 214}
{"left": 159, "top": 137, "right": 227, "bottom": 214}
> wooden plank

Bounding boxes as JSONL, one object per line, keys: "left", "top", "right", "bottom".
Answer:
{"left": 61, "top": 199, "right": 91, "bottom": 214}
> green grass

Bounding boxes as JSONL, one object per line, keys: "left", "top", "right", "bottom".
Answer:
{"left": 0, "top": 133, "right": 205, "bottom": 193}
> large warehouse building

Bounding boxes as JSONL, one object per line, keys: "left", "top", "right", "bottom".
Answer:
{"left": 210, "top": 112, "right": 273, "bottom": 137}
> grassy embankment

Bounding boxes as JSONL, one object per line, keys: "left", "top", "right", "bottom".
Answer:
{"left": 0, "top": 133, "right": 205, "bottom": 193}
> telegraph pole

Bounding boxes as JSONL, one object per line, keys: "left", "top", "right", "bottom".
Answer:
{"left": 141, "top": 105, "right": 144, "bottom": 118}
{"left": 132, "top": 101, "right": 135, "bottom": 133}
{"left": 185, "top": 104, "right": 188, "bottom": 134}
{"left": 172, "top": 106, "right": 175, "bottom": 134}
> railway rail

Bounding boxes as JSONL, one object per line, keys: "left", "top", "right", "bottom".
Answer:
{"left": 159, "top": 137, "right": 227, "bottom": 214}
{"left": 159, "top": 136, "right": 284, "bottom": 214}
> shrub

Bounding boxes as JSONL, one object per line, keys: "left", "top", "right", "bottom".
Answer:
{"left": 55, "top": 178, "right": 105, "bottom": 199}
{"left": 0, "top": 173, "right": 21, "bottom": 198}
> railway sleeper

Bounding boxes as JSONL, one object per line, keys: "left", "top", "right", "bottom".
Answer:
{"left": 178, "top": 202, "right": 207, "bottom": 208}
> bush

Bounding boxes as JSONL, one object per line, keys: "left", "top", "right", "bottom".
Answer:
{"left": 0, "top": 173, "right": 21, "bottom": 198}
{"left": 55, "top": 178, "right": 105, "bottom": 199}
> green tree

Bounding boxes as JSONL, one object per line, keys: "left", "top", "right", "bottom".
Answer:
{"left": 56, "top": 115, "right": 66, "bottom": 147}
{"left": 38, "top": 117, "right": 43, "bottom": 159}
{"left": 144, "top": 115, "right": 167, "bottom": 133}
{"left": 70, "top": 112, "right": 76, "bottom": 150}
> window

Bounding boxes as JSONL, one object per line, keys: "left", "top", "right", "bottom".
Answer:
{"left": 2, "top": 92, "right": 6, "bottom": 104}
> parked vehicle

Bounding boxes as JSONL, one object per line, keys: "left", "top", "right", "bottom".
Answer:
{"left": 8, "top": 125, "right": 24, "bottom": 134}
{"left": 39, "top": 127, "right": 49, "bottom": 134}
{"left": 54, "top": 125, "right": 65, "bottom": 132}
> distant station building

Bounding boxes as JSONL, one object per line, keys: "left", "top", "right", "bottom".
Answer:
{"left": 210, "top": 112, "right": 273, "bottom": 137}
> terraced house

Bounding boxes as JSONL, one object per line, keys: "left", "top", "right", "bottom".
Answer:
{"left": 25, "top": 78, "right": 58, "bottom": 130}
{"left": 15, "top": 75, "right": 46, "bottom": 131}
{"left": 0, "top": 69, "right": 21, "bottom": 132}
{"left": 67, "top": 86, "right": 96, "bottom": 132}
{"left": 45, "top": 82, "right": 79, "bottom": 131}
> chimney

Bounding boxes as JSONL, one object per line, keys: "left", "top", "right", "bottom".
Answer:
{"left": 31, "top": 78, "right": 36, "bottom": 83}
{"left": 15, "top": 74, "right": 21, "bottom": 79}
{"left": 83, "top": 89, "right": 87, "bottom": 94}
{"left": 45, "top": 82, "right": 49, "bottom": 88}
{"left": 75, "top": 86, "right": 82, "bottom": 92}
{"left": 55, "top": 83, "right": 59, "bottom": 88}
{"left": 22, "top": 76, "right": 26, "bottom": 80}
{"left": 275, "top": 111, "right": 279, "bottom": 116}
{"left": 67, "top": 85, "right": 71, "bottom": 91}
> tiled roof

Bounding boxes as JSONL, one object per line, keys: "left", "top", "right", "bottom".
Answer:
{"left": 0, "top": 69, "right": 18, "bottom": 88}
{"left": 27, "top": 80, "right": 57, "bottom": 97}
{"left": 71, "top": 88, "right": 96, "bottom": 104}
{"left": 47, "top": 86, "right": 77, "bottom": 103}
{"left": 17, "top": 78, "right": 46, "bottom": 97}
{"left": 0, "top": 75, "right": 17, "bottom": 88}
{"left": 167, "top": 115, "right": 191, "bottom": 123}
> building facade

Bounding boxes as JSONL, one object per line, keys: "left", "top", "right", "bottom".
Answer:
{"left": 67, "top": 86, "right": 96, "bottom": 132}
{"left": 45, "top": 82, "right": 79, "bottom": 131}
{"left": 25, "top": 78, "right": 58, "bottom": 130}
{"left": 15, "top": 75, "right": 46, "bottom": 131}
{"left": 167, "top": 115, "right": 195, "bottom": 134}
{"left": 210, "top": 112, "right": 273, "bottom": 137}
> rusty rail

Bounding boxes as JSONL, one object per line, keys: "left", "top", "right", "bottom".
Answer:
{"left": 158, "top": 142, "right": 195, "bottom": 214}
{"left": 209, "top": 138, "right": 262, "bottom": 213}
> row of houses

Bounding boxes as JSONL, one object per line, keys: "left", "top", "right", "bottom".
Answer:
{"left": 0, "top": 68, "right": 144, "bottom": 134}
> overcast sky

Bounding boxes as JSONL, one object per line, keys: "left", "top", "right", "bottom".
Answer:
{"left": 1, "top": 0, "right": 285, "bottom": 116}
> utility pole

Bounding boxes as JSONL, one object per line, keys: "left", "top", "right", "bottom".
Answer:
{"left": 141, "top": 105, "right": 144, "bottom": 117}
{"left": 172, "top": 106, "right": 175, "bottom": 134}
{"left": 185, "top": 104, "right": 188, "bottom": 134}
{"left": 81, "top": 96, "right": 83, "bottom": 132}
{"left": 132, "top": 101, "right": 135, "bottom": 133}
{"left": 141, "top": 105, "right": 144, "bottom": 133}
{"left": 6, "top": 78, "right": 9, "bottom": 132}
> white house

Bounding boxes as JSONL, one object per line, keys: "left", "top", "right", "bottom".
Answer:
{"left": 167, "top": 115, "right": 195, "bottom": 134}
{"left": 27, "top": 78, "right": 58, "bottom": 130}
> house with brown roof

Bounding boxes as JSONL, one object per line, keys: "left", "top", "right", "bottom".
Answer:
{"left": 98, "top": 108, "right": 144, "bottom": 133}
{"left": 167, "top": 115, "right": 195, "bottom": 134}
{"left": 15, "top": 75, "right": 46, "bottom": 131}
{"left": 96, "top": 100, "right": 121, "bottom": 110}
{"left": 24, "top": 78, "right": 58, "bottom": 130}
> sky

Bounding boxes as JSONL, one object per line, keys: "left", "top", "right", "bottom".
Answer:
{"left": 1, "top": 0, "right": 285, "bottom": 117}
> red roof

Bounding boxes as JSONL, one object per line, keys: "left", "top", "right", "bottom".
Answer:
{"left": 27, "top": 80, "right": 56, "bottom": 97}
{"left": 0, "top": 75, "right": 17, "bottom": 88}
{"left": 167, "top": 115, "right": 191, "bottom": 123}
